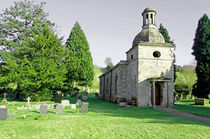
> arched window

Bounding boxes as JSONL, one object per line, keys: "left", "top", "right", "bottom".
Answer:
{"left": 151, "top": 14, "right": 153, "bottom": 24}
{"left": 115, "top": 74, "right": 118, "bottom": 93}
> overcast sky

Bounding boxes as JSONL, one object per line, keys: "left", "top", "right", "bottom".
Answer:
{"left": 1, "top": 0, "right": 210, "bottom": 67}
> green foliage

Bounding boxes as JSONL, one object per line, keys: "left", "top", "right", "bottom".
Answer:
{"left": 0, "top": 0, "right": 54, "bottom": 50}
{"left": 0, "top": 26, "right": 67, "bottom": 100}
{"left": 192, "top": 14, "right": 210, "bottom": 98}
{"left": 159, "top": 24, "right": 177, "bottom": 81}
{"left": 175, "top": 66, "right": 197, "bottom": 98}
{"left": 65, "top": 22, "right": 94, "bottom": 87}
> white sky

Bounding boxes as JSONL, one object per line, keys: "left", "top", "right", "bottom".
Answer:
{"left": 1, "top": 0, "right": 210, "bottom": 67}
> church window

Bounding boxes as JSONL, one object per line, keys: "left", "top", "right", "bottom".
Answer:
{"left": 131, "top": 54, "right": 133, "bottom": 60}
{"left": 153, "top": 51, "right": 161, "bottom": 58}
{"left": 146, "top": 14, "right": 148, "bottom": 19}
{"left": 115, "top": 74, "right": 118, "bottom": 93}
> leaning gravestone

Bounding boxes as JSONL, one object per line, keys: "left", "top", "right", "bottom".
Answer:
{"left": 61, "top": 100, "right": 70, "bottom": 107}
{"left": 56, "top": 104, "right": 63, "bottom": 114}
{"left": 0, "top": 108, "right": 7, "bottom": 120}
{"left": 76, "top": 99, "right": 82, "bottom": 106}
{"left": 81, "top": 102, "right": 89, "bottom": 113}
{"left": 40, "top": 105, "right": 47, "bottom": 114}
{"left": 71, "top": 104, "right": 76, "bottom": 109}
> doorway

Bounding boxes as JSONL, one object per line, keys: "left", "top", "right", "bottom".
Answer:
{"left": 151, "top": 83, "right": 161, "bottom": 105}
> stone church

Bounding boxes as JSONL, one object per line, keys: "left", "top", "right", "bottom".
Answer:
{"left": 99, "top": 7, "right": 175, "bottom": 107}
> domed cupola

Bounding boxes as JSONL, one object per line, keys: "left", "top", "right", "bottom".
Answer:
{"left": 132, "top": 7, "right": 165, "bottom": 47}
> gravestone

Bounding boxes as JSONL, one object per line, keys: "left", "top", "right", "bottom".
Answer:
{"left": 76, "top": 99, "right": 82, "bottom": 106}
{"left": 0, "top": 108, "right": 7, "bottom": 120}
{"left": 2, "top": 93, "right": 7, "bottom": 102}
{"left": 40, "top": 105, "right": 47, "bottom": 114}
{"left": 0, "top": 103, "right": 7, "bottom": 108}
{"left": 26, "top": 97, "right": 31, "bottom": 107}
{"left": 118, "top": 102, "right": 127, "bottom": 107}
{"left": 81, "top": 102, "right": 89, "bottom": 113}
{"left": 56, "top": 104, "right": 63, "bottom": 114}
{"left": 61, "top": 100, "right": 70, "bottom": 106}
{"left": 71, "top": 104, "right": 76, "bottom": 109}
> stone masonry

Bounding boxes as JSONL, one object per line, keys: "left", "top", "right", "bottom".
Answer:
{"left": 99, "top": 7, "right": 175, "bottom": 107}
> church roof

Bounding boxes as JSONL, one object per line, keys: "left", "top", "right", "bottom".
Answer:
{"left": 132, "top": 27, "right": 165, "bottom": 47}
{"left": 142, "top": 7, "right": 156, "bottom": 15}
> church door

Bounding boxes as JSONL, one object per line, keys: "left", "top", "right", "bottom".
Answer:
{"left": 155, "top": 84, "right": 160, "bottom": 105}
{"left": 151, "top": 83, "right": 161, "bottom": 106}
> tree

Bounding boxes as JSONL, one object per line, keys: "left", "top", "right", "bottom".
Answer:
{"left": 104, "top": 57, "right": 113, "bottom": 70}
{"left": 192, "top": 14, "right": 210, "bottom": 98}
{"left": 159, "top": 23, "right": 177, "bottom": 81}
{"left": 0, "top": 26, "right": 67, "bottom": 100}
{"left": 65, "top": 22, "right": 94, "bottom": 88}
{"left": 0, "top": 0, "right": 54, "bottom": 50}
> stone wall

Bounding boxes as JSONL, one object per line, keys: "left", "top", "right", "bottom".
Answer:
{"left": 137, "top": 43, "right": 174, "bottom": 106}
{"left": 126, "top": 46, "right": 139, "bottom": 101}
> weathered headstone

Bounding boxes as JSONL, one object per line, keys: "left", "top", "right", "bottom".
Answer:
{"left": 56, "top": 104, "right": 63, "bottom": 114}
{"left": 71, "top": 104, "right": 76, "bottom": 109}
{"left": 0, "top": 108, "right": 7, "bottom": 120}
{"left": 118, "top": 102, "right": 127, "bottom": 107}
{"left": 40, "top": 105, "right": 47, "bottom": 114}
{"left": 76, "top": 99, "right": 82, "bottom": 106}
{"left": 81, "top": 102, "right": 89, "bottom": 113}
{"left": 26, "top": 97, "right": 31, "bottom": 107}
{"left": 61, "top": 100, "right": 70, "bottom": 106}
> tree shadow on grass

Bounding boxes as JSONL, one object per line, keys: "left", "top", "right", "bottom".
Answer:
{"left": 81, "top": 96, "right": 210, "bottom": 127}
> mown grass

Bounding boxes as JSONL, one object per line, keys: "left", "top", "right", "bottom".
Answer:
{"left": 0, "top": 96, "right": 210, "bottom": 139}
{"left": 173, "top": 99, "right": 210, "bottom": 118}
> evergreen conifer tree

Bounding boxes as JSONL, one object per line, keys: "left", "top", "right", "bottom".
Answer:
{"left": 65, "top": 22, "right": 94, "bottom": 88}
{"left": 159, "top": 24, "right": 177, "bottom": 81}
{"left": 0, "top": 26, "right": 67, "bottom": 100}
{"left": 192, "top": 14, "right": 210, "bottom": 98}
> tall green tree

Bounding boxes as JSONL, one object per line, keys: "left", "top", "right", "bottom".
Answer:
{"left": 159, "top": 23, "right": 177, "bottom": 81}
{"left": 0, "top": 26, "right": 67, "bottom": 100}
{"left": 0, "top": 0, "right": 54, "bottom": 50}
{"left": 192, "top": 14, "right": 210, "bottom": 98}
{"left": 65, "top": 22, "right": 94, "bottom": 88}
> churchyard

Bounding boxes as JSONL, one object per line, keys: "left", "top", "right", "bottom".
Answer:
{"left": 0, "top": 94, "right": 210, "bottom": 139}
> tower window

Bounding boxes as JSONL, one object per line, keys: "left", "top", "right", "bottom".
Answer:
{"left": 153, "top": 51, "right": 161, "bottom": 58}
{"left": 150, "top": 14, "right": 153, "bottom": 19}
{"left": 131, "top": 54, "right": 133, "bottom": 60}
{"left": 146, "top": 14, "right": 148, "bottom": 19}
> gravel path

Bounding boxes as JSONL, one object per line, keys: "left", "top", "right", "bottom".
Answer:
{"left": 155, "top": 107, "right": 210, "bottom": 124}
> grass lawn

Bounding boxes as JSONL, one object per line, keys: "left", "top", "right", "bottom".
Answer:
{"left": 0, "top": 96, "right": 210, "bottom": 139}
{"left": 173, "top": 99, "right": 210, "bottom": 118}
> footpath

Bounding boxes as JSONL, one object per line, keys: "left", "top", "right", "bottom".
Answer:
{"left": 155, "top": 107, "right": 210, "bottom": 124}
